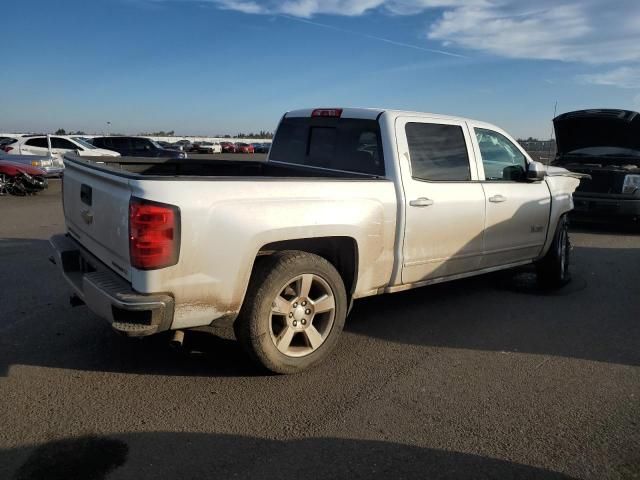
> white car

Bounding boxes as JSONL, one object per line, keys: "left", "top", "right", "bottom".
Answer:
{"left": 194, "top": 141, "right": 222, "bottom": 154}
{"left": 4, "top": 135, "right": 120, "bottom": 158}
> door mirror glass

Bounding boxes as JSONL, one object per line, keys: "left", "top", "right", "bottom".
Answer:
{"left": 527, "top": 161, "right": 546, "bottom": 181}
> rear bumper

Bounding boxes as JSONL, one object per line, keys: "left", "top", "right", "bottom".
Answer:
{"left": 49, "top": 234, "right": 175, "bottom": 337}
{"left": 572, "top": 194, "right": 640, "bottom": 222}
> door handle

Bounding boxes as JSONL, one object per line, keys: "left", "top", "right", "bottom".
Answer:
{"left": 489, "top": 195, "right": 506, "bottom": 203}
{"left": 409, "top": 197, "right": 434, "bottom": 207}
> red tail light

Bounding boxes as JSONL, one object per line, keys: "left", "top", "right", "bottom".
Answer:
{"left": 311, "top": 108, "right": 343, "bottom": 118}
{"left": 129, "top": 198, "right": 180, "bottom": 270}
{"left": 2, "top": 146, "right": 14, "bottom": 153}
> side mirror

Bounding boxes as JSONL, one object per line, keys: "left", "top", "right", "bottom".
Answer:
{"left": 527, "top": 161, "right": 546, "bottom": 181}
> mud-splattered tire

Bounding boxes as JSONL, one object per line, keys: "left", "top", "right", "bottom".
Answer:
{"left": 234, "top": 251, "right": 347, "bottom": 374}
{"left": 536, "top": 214, "right": 571, "bottom": 289}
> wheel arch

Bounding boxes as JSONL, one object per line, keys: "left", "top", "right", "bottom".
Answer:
{"left": 255, "top": 236, "right": 359, "bottom": 301}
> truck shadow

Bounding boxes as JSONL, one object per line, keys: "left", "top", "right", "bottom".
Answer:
{"left": 0, "top": 432, "right": 577, "bottom": 480}
{"left": 1, "top": 238, "right": 638, "bottom": 377}
{"left": 347, "top": 244, "right": 640, "bottom": 367}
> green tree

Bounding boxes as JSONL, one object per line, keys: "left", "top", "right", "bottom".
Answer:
{"left": 55, "top": 128, "right": 66, "bottom": 135}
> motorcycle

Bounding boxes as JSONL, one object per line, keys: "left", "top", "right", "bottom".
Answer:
{"left": 0, "top": 161, "right": 48, "bottom": 196}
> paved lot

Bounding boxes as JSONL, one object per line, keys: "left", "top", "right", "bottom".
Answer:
{"left": 1, "top": 180, "right": 638, "bottom": 479}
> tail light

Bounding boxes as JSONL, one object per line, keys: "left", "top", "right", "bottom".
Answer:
{"left": 312, "top": 108, "right": 343, "bottom": 118}
{"left": 2, "top": 146, "right": 14, "bottom": 153}
{"left": 129, "top": 198, "right": 180, "bottom": 270}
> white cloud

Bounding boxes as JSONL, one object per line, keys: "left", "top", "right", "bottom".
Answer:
{"left": 208, "top": 0, "right": 640, "bottom": 65}
{"left": 427, "top": 1, "right": 640, "bottom": 64}
{"left": 578, "top": 67, "right": 640, "bottom": 89}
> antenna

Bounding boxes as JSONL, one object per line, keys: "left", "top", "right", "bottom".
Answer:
{"left": 546, "top": 101, "right": 558, "bottom": 165}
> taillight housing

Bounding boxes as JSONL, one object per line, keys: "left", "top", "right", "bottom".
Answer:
{"left": 2, "top": 146, "right": 14, "bottom": 153}
{"left": 129, "top": 198, "right": 180, "bottom": 270}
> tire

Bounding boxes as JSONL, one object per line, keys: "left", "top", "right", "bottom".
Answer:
{"left": 234, "top": 251, "right": 347, "bottom": 374}
{"left": 536, "top": 214, "right": 571, "bottom": 288}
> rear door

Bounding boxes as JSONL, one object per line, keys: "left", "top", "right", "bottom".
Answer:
{"left": 63, "top": 159, "right": 133, "bottom": 280}
{"left": 20, "top": 137, "right": 49, "bottom": 155}
{"left": 471, "top": 126, "right": 551, "bottom": 267}
{"left": 395, "top": 116, "right": 486, "bottom": 284}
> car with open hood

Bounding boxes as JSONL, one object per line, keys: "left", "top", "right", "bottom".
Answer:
{"left": 552, "top": 109, "right": 640, "bottom": 223}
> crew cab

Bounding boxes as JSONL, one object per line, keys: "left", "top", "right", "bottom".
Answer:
{"left": 552, "top": 109, "right": 640, "bottom": 223}
{"left": 50, "top": 108, "right": 583, "bottom": 373}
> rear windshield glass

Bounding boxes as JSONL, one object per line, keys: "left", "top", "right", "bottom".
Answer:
{"left": 269, "top": 117, "right": 385, "bottom": 176}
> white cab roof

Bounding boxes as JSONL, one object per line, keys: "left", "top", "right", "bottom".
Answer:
{"left": 285, "top": 107, "right": 503, "bottom": 132}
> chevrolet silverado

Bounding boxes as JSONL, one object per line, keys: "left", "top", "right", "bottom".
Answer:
{"left": 50, "top": 108, "right": 583, "bottom": 373}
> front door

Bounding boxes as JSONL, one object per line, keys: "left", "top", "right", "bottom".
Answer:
{"left": 471, "top": 127, "right": 551, "bottom": 267}
{"left": 396, "top": 117, "right": 486, "bottom": 284}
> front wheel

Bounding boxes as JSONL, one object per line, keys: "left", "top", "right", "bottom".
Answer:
{"left": 234, "top": 251, "right": 347, "bottom": 374}
{"left": 536, "top": 214, "right": 571, "bottom": 288}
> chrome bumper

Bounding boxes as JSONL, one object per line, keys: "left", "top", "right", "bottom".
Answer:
{"left": 49, "top": 234, "right": 174, "bottom": 337}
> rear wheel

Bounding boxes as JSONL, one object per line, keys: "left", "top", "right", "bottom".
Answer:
{"left": 234, "top": 251, "right": 347, "bottom": 374}
{"left": 536, "top": 214, "right": 571, "bottom": 288}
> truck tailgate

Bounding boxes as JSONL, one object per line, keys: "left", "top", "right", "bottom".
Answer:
{"left": 63, "top": 161, "right": 132, "bottom": 281}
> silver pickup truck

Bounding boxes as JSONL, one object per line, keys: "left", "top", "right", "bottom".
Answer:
{"left": 51, "top": 108, "right": 583, "bottom": 373}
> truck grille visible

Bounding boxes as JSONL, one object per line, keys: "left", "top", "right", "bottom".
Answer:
{"left": 574, "top": 169, "right": 626, "bottom": 194}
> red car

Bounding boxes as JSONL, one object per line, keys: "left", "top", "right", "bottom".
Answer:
{"left": 235, "top": 142, "right": 255, "bottom": 154}
{"left": 220, "top": 142, "right": 236, "bottom": 153}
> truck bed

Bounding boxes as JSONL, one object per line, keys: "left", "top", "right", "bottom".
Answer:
{"left": 64, "top": 154, "right": 382, "bottom": 180}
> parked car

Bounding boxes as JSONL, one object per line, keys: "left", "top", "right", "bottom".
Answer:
{"left": 50, "top": 107, "right": 584, "bottom": 374}
{"left": 551, "top": 109, "right": 640, "bottom": 224}
{"left": 220, "top": 141, "right": 236, "bottom": 153}
{"left": 3, "top": 135, "right": 119, "bottom": 159}
{"left": 0, "top": 160, "right": 48, "bottom": 195}
{"left": 194, "top": 142, "right": 222, "bottom": 154}
{"left": 91, "top": 136, "right": 187, "bottom": 159}
{"left": 251, "top": 143, "right": 270, "bottom": 153}
{"left": 235, "top": 142, "right": 254, "bottom": 154}
{"left": 156, "top": 141, "right": 184, "bottom": 151}
{"left": 0, "top": 152, "right": 64, "bottom": 177}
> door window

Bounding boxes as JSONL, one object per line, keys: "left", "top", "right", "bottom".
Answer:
{"left": 24, "top": 137, "right": 49, "bottom": 148}
{"left": 405, "top": 123, "right": 471, "bottom": 181}
{"left": 51, "top": 137, "right": 79, "bottom": 150}
{"left": 475, "top": 128, "right": 527, "bottom": 181}
{"left": 132, "top": 138, "right": 151, "bottom": 152}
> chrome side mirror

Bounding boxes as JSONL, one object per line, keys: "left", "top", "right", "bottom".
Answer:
{"left": 527, "top": 161, "right": 546, "bottom": 181}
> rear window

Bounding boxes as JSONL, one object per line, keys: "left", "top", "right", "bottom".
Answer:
{"left": 269, "top": 117, "right": 385, "bottom": 176}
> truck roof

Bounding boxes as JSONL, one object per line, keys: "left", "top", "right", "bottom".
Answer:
{"left": 285, "top": 107, "right": 501, "bottom": 131}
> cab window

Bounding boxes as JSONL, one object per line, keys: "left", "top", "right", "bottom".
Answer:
{"left": 475, "top": 128, "right": 527, "bottom": 181}
{"left": 405, "top": 123, "right": 471, "bottom": 181}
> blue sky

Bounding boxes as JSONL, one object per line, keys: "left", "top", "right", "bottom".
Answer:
{"left": 3, "top": 0, "right": 639, "bottom": 138}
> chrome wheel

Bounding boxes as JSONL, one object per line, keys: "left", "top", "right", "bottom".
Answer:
{"left": 269, "top": 273, "right": 336, "bottom": 357}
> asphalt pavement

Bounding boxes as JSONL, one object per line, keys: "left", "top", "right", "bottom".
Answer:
{"left": 0, "top": 180, "right": 638, "bottom": 479}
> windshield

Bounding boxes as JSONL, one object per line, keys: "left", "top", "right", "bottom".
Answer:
{"left": 567, "top": 146, "right": 640, "bottom": 157}
{"left": 71, "top": 137, "right": 97, "bottom": 149}
{"left": 150, "top": 140, "right": 164, "bottom": 149}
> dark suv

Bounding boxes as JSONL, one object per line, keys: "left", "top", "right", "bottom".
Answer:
{"left": 91, "top": 136, "right": 186, "bottom": 159}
